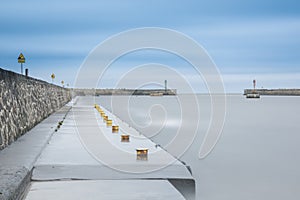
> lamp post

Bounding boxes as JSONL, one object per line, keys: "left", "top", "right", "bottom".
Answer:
{"left": 51, "top": 73, "right": 55, "bottom": 83}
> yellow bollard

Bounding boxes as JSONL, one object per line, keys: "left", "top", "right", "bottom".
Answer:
{"left": 112, "top": 125, "right": 119, "bottom": 133}
{"left": 121, "top": 134, "right": 130, "bottom": 142}
{"left": 106, "top": 119, "right": 112, "bottom": 127}
{"left": 103, "top": 115, "right": 108, "bottom": 122}
{"left": 136, "top": 148, "right": 148, "bottom": 161}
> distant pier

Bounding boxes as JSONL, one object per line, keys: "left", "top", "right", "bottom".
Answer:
{"left": 73, "top": 88, "right": 177, "bottom": 96}
{"left": 244, "top": 89, "right": 300, "bottom": 96}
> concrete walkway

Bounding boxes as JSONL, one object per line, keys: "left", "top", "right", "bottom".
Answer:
{"left": 1, "top": 96, "right": 194, "bottom": 200}
{"left": 0, "top": 104, "right": 70, "bottom": 200}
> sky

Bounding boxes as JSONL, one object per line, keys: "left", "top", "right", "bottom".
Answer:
{"left": 0, "top": 0, "right": 299, "bottom": 93}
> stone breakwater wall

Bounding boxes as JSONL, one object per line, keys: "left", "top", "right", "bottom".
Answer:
{"left": 244, "top": 89, "right": 300, "bottom": 96}
{"left": 73, "top": 88, "right": 177, "bottom": 96}
{"left": 0, "top": 68, "right": 71, "bottom": 150}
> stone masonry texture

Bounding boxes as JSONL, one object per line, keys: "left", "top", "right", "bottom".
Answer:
{"left": 0, "top": 68, "right": 71, "bottom": 150}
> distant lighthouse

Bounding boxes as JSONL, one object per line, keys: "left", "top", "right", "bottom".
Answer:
{"left": 164, "top": 80, "right": 167, "bottom": 92}
{"left": 253, "top": 79, "right": 256, "bottom": 92}
{"left": 246, "top": 79, "right": 260, "bottom": 98}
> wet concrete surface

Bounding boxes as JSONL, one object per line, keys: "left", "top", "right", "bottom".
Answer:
{"left": 25, "top": 180, "right": 185, "bottom": 200}
{"left": 0, "top": 105, "right": 71, "bottom": 200}
{"left": 22, "top": 97, "right": 193, "bottom": 199}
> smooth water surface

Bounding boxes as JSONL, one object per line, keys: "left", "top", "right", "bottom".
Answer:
{"left": 97, "top": 94, "right": 300, "bottom": 200}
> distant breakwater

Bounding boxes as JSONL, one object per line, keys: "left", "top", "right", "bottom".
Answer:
{"left": 244, "top": 89, "right": 300, "bottom": 96}
{"left": 0, "top": 68, "right": 71, "bottom": 150}
{"left": 73, "top": 88, "right": 177, "bottom": 96}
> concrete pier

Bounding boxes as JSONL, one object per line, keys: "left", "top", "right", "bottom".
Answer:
{"left": 25, "top": 180, "right": 185, "bottom": 200}
{"left": 0, "top": 96, "right": 194, "bottom": 199}
{"left": 0, "top": 106, "right": 71, "bottom": 200}
{"left": 73, "top": 88, "right": 177, "bottom": 96}
{"left": 244, "top": 89, "right": 300, "bottom": 96}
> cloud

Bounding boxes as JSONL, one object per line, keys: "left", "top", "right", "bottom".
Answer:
{"left": 1, "top": 1, "right": 300, "bottom": 92}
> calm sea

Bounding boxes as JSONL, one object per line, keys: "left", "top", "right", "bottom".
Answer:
{"left": 97, "top": 94, "right": 300, "bottom": 200}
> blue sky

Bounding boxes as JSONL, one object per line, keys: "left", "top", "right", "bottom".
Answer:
{"left": 0, "top": 0, "right": 299, "bottom": 93}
